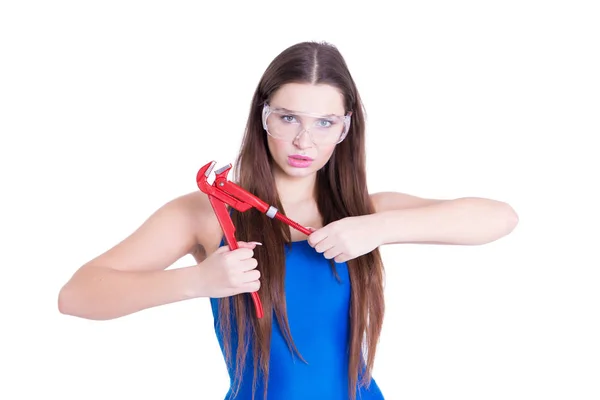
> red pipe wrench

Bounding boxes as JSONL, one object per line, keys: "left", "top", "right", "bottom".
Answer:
{"left": 196, "top": 160, "right": 313, "bottom": 319}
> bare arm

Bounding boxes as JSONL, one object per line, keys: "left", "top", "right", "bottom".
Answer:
{"left": 370, "top": 192, "right": 518, "bottom": 245}
{"left": 57, "top": 192, "right": 217, "bottom": 320}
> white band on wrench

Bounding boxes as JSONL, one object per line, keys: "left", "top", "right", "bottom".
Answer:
{"left": 266, "top": 206, "right": 278, "bottom": 218}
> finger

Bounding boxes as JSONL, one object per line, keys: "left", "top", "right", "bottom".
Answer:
{"left": 314, "top": 237, "right": 335, "bottom": 254}
{"left": 307, "top": 230, "right": 327, "bottom": 246}
{"left": 308, "top": 233, "right": 327, "bottom": 248}
{"left": 323, "top": 247, "right": 343, "bottom": 260}
{"left": 242, "top": 269, "right": 260, "bottom": 283}
{"left": 238, "top": 257, "right": 258, "bottom": 272}
{"left": 308, "top": 224, "right": 334, "bottom": 245}
{"left": 229, "top": 248, "right": 255, "bottom": 260}
{"left": 243, "top": 280, "right": 261, "bottom": 293}
{"left": 334, "top": 254, "right": 350, "bottom": 263}
{"left": 237, "top": 241, "right": 263, "bottom": 248}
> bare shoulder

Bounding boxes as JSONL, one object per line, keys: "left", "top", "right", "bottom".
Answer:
{"left": 369, "top": 191, "right": 446, "bottom": 212}
{"left": 152, "top": 190, "right": 225, "bottom": 262}
{"left": 81, "top": 190, "right": 223, "bottom": 272}
{"left": 170, "top": 190, "right": 224, "bottom": 253}
{"left": 182, "top": 191, "right": 224, "bottom": 259}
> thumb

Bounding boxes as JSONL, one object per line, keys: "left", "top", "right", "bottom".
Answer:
{"left": 237, "top": 241, "right": 263, "bottom": 249}
{"left": 214, "top": 241, "right": 262, "bottom": 253}
{"left": 214, "top": 245, "right": 232, "bottom": 254}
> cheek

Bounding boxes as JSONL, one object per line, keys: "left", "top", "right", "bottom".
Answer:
{"left": 267, "top": 138, "right": 289, "bottom": 159}
{"left": 316, "top": 145, "right": 336, "bottom": 164}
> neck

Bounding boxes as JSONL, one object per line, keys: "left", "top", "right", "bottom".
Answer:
{"left": 273, "top": 168, "right": 317, "bottom": 206}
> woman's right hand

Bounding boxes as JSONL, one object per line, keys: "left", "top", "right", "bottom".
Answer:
{"left": 197, "top": 241, "right": 262, "bottom": 298}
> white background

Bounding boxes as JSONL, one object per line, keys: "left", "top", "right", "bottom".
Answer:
{"left": 1, "top": 1, "right": 599, "bottom": 399}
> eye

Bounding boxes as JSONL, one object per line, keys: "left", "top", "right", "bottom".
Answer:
{"left": 316, "top": 119, "right": 333, "bottom": 128}
{"left": 281, "top": 115, "right": 297, "bottom": 123}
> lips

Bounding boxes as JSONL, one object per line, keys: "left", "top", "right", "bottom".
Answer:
{"left": 289, "top": 155, "right": 313, "bottom": 161}
{"left": 287, "top": 155, "right": 314, "bottom": 168}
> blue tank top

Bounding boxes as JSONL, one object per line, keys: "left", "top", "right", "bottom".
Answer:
{"left": 210, "top": 239, "right": 385, "bottom": 399}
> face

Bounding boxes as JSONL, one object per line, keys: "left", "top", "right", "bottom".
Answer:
{"left": 265, "top": 83, "right": 346, "bottom": 180}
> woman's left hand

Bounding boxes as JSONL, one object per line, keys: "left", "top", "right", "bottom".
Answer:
{"left": 307, "top": 214, "right": 383, "bottom": 263}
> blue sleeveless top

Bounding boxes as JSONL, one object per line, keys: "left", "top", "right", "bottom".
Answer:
{"left": 210, "top": 239, "right": 384, "bottom": 399}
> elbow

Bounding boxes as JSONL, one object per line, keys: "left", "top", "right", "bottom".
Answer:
{"left": 503, "top": 202, "right": 519, "bottom": 234}
{"left": 58, "top": 285, "right": 107, "bottom": 320}
{"left": 57, "top": 276, "right": 99, "bottom": 319}
{"left": 57, "top": 283, "right": 81, "bottom": 317}
{"left": 466, "top": 199, "right": 519, "bottom": 245}
{"left": 57, "top": 268, "right": 123, "bottom": 321}
{"left": 485, "top": 201, "right": 519, "bottom": 244}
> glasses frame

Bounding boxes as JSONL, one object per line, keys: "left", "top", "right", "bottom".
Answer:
{"left": 261, "top": 103, "right": 352, "bottom": 145}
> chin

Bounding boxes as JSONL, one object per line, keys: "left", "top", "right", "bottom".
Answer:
{"left": 285, "top": 165, "right": 316, "bottom": 177}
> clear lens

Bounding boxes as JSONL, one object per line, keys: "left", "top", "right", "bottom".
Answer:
{"left": 263, "top": 105, "right": 350, "bottom": 145}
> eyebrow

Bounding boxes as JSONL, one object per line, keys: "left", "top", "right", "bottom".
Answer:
{"left": 274, "top": 106, "right": 340, "bottom": 117}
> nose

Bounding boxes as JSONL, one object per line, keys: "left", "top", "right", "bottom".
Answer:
{"left": 293, "top": 128, "right": 314, "bottom": 148}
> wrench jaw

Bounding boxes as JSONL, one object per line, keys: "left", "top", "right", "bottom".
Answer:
{"left": 214, "top": 163, "right": 233, "bottom": 180}
{"left": 204, "top": 160, "right": 217, "bottom": 177}
{"left": 196, "top": 160, "right": 217, "bottom": 193}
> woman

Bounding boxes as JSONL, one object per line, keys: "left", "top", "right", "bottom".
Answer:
{"left": 58, "top": 41, "right": 518, "bottom": 399}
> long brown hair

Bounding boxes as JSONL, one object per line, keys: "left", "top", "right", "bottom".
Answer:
{"left": 217, "top": 41, "right": 385, "bottom": 400}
